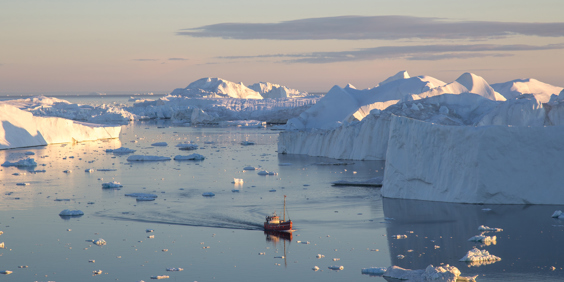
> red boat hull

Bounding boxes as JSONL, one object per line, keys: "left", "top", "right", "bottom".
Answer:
{"left": 264, "top": 221, "right": 292, "bottom": 231}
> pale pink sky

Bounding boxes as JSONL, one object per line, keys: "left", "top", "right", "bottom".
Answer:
{"left": 1, "top": 0, "right": 564, "bottom": 94}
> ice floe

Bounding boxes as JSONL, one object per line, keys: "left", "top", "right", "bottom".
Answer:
{"left": 383, "top": 265, "right": 476, "bottom": 282}
{"left": 174, "top": 154, "right": 205, "bottom": 160}
{"left": 126, "top": 155, "right": 171, "bottom": 161}
{"left": 150, "top": 275, "right": 170, "bottom": 279}
{"left": 202, "top": 192, "right": 215, "bottom": 197}
{"left": 361, "top": 267, "right": 386, "bottom": 276}
{"left": 176, "top": 143, "right": 198, "bottom": 150}
{"left": 328, "top": 265, "right": 344, "bottom": 270}
{"left": 101, "top": 181, "right": 123, "bottom": 188}
{"left": 459, "top": 247, "right": 501, "bottom": 264}
{"left": 59, "top": 209, "right": 84, "bottom": 216}
{"left": 92, "top": 239, "right": 106, "bottom": 246}
{"left": 2, "top": 158, "right": 38, "bottom": 167}
{"left": 151, "top": 142, "right": 168, "bottom": 146}
{"left": 107, "top": 147, "right": 136, "bottom": 154}
{"left": 257, "top": 170, "right": 278, "bottom": 176}
{"left": 243, "top": 166, "right": 258, "bottom": 170}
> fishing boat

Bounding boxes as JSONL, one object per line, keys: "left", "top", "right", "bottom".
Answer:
{"left": 264, "top": 195, "right": 293, "bottom": 231}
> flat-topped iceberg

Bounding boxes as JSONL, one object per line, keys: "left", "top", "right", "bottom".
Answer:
{"left": 0, "top": 103, "right": 121, "bottom": 150}
{"left": 248, "top": 82, "right": 307, "bottom": 99}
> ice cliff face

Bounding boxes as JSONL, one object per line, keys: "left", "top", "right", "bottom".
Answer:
{"left": 170, "top": 77, "right": 263, "bottom": 99}
{"left": 278, "top": 71, "right": 564, "bottom": 204}
{"left": 0, "top": 103, "right": 121, "bottom": 149}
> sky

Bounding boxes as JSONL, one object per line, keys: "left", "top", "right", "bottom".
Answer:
{"left": 2, "top": 0, "right": 564, "bottom": 94}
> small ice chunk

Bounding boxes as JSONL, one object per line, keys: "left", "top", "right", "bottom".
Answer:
{"left": 316, "top": 254, "right": 325, "bottom": 259}
{"left": 125, "top": 193, "right": 158, "bottom": 198}
{"left": 241, "top": 141, "right": 255, "bottom": 145}
{"left": 97, "top": 169, "right": 117, "bottom": 171}
{"left": 89, "top": 260, "right": 95, "bottom": 263}
{"left": 1, "top": 158, "right": 37, "bottom": 167}
{"left": 0, "top": 270, "right": 13, "bottom": 275}
{"left": 166, "top": 268, "right": 183, "bottom": 271}
{"left": 59, "top": 209, "right": 84, "bottom": 216}
{"left": 232, "top": 189, "right": 240, "bottom": 193}
{"left": 176, "top": 143, "right": 198, "bottom": 150}
{"left": 127, "top": 155, "right": 171, "bottom": 162}
{"left": 63, "top": 170, "right": 72, "bottom": 173}
{"left": 85, "top": 169, "right": 94, "bottom": 173}
{"left": 202, "top": 192, "right": 215, "bottom": 197}
{"left": 312, "top": 266, "right": 319, "bottom": 271}
{"left": 274, "top": 256, "right": 285, "bottom": 259}
{"left": 151, "top": 275, "right": 169, "bottom": 279}
{"left": 93, "top": 270, "right": 103, "bottom": 275}
{"left": 439, "top": 105, "right": 450, "bottom": 114}
{"left": 478, "top": 225, "right": 503, "bottom": 232}
{"left": 459, "top": 247, "right": 501, "bottom": 263}
{"left": 333, "top": 258, "right": 340, "bottom": 261}
{"left": 258, "top": 252, "right": 266, "bottom": 255}
{"left": 151, "top": 142, "right": 168, "bottom": 146}
{"left": 361, "top": 267, "right": 386, "bottom": 276}
{"left": 243, "top": 166, "right": 258, "bottom": 170}
{"left": 16, "top": 182, "right": 30, "bottom": 186}
{"left": 146, "top": 229, "right": 154, "bottom": 233}
{"left": 328, "top": 265, "right": 344, "bottom": 270}
{"left": 552, "top": 210, "right": 562, "bottom": 218}
{"left": 393, "top": 234, "right": 407, "bottom": 239}
{"left": 93, "top": 238, "right": 106, "bottom": 246}
{"left": 397, "top": 255, "right": 405, "bottom": 259}
{"left": 0, "top": 242, "right": 4, "bottom": 248}
{"left": 18, "top": 265, "right": 28, "bottom": 268}
{"left": 174, "top": 154, "right": 205, "bottom": 160}
{"left": 148, "top": 235, "right": 155, "bottom": 239}
{"left": 468, "top": 234, "right": 497, "bottom": 244}
{"left": 25, "top": 151, "right": 35, "bottom": 155}
{"left": 232, "top": 178, "right": 244, "bottom": 184}
{"left": 107, "top": 147, "right": 136, "bottom": 154}
{"left": 258, "top": 170, "right": 278, "bottom": 176}
{"left": 102, "top": 181, "right": 123, "bottom": 188}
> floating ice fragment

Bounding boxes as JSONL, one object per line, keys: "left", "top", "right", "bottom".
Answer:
{"left": 478, "top": 225, "right": 503, "bottom": 232}
{"left": 274, "top": 256, "right": 285, "bottom": 259}
{"left": 232, "top": 178, "right": 243, "bottom": 184}
{"left": 85, "top": 169, "right": 94, "bottom": 173}
{"left": 59, "top": 209, "right": 84, "bottom": 216}
{"left": 63, "top": 170, "right": 72, "bottom": 173}
{"left": 552, "top": 210, "right": 562, "bottom": 218}
{"left": 316, "top": 254, "right": 325, "bottom": 259}
{"left": 93, "top": 270, "right": 102, "bottom": 275}
{"left": 89, "top": 260, "right": 95, "bottom": 263}
{"left": 202, "top": 192, "right": 215, "bottom": 197}
{"left": 361, "top": 267, "right": 386, "bottom": 276}
{"left": 259, "top": 252, "right": 266, "bottom": 255}
{"left": 151, "top": 275, "right": 169, "bottom": 279}
{"left": 127, "top": 155, "right": 171, "bottom": 161}
{"left": 93, "top": 238, "right": 107, "bottom": 246}
{"left": 269, "top": 189, "right": 276, "bottom": 192}
{"left": 0, "top": 242, "right": 4, "bottom": 248}
{"left": 28, "top": 169, "right": 46, "bottom": 173}
{"left": 18, "top": 265, "right": 28, "bottom": 268}
{"left": 107, "top": 147, "right": 136, "bottom": 154}
{"left": 166, "top": 268, "right": 183, "bottom": 271}
{"left": 243, "top": 166, "right": 258, "bottom": 170}
{"left": 151, "top": 142, "right": 168, "bottom": 146}
{"left": 328, "top": 265, "right": 344, "bottom": 270}
{"left": 468, "top": 234, "right": 497, "bottom": 244}
{"left": 241, "top": 141, "right": 255, "bottom": 145}
{"left": 312, "top": 266, "right": 319, "bottom": 271}
{"left": 148, "top": 235, "right": 155, "bottom": 239}
{"left": 125, "top": 193, "right": 158, "bottom": 198}
{"left": 16, "top": 182, "right": 30, "bottom": 186}
{"left": 258, "top": 170, "right": 277, "bottom": 176}
{"left": 393, "top": 234, "right": 407, "bottom": 239}
{"left": 397, "top": 255, "right": 405, "bottom": 259}
{"left": 174, "top": 154, "right": 205, "bottom": 160}
{"left": 146, "top": 229, "right": 154, "bottom": 233}
{"left": 0, "top": 270, "right": 13, "bottom": 275}
{"left": 162, "top": 249, "right": 168, "bottom": 252}
{"left": 459, "top": 247, "right": 501, "bottom": 264}
{"left": 333, "top": 258, "right": 340, "bottom": 261}
{"left": 102, "top": 181, "right": 123, "bottom": 188}
{"left": 176, "top": 143, "right": 198, "bottom": 150}
{"left": 2, "top": 158, "right": 37, "bottom": 167}
{"left": 231, "top": 189, "right": 240, "bottom": 193}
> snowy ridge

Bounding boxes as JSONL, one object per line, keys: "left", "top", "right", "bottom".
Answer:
{"left": 170, "top": 77, "right": 263, "bottom": 99}
{"left": 248, "top": 82, "right": 307, "bottom": 98}
{"left": 492, "top": 78, "right": 563, "bottom": 103}
{"left": 0, "top": 103, "right": 121, "bottom": 150}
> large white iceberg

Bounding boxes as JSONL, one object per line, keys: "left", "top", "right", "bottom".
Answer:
{"left": 248, "top": 82, "right": 307, "bottom": 98}
{"left": 492, "top": 78, "right": 563, "bottom": 103}
{"left": 0, "top": 103, "right": 121, "bottom": 149}
{"left": 170, "top": 77, "right": 263, "bottom": 99}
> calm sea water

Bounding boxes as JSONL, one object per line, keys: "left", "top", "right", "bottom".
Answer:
{"left": 1, "top": 120, "right": 564, "bottom": 281}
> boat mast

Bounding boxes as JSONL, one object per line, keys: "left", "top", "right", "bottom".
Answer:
{"left": 283, "top": 195, "right": 286, "bottom": 222}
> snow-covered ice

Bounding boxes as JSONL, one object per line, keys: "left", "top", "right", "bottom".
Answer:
{"left": 468, "top": 234, "right": 496, "bottom": 245}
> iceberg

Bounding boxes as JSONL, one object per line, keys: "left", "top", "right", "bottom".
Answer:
{"left": 2, "top": 158, "right": 38, "bottom": 167}
{"left": 101, "top": 181, "right": 123, "bottom": 189}
{"left": 0, "top": 103, "right": 120, "bottom": 150}
{"left": 382, "top": 265, "right": 475, "bottom": 282}
{"left": 176, "top": 143, "right": 198, "bottom": 150}
{"left": 459, "top": 247, "right": 501, "bottom": 264}
{"left": 492, "top": 78, "right": 563, "bottom": 103}
{"left": 170, "top": 77, "right": 263, "bottom": 99}
{"left": 248, "top": 82, "right": 307, "bottom": 98}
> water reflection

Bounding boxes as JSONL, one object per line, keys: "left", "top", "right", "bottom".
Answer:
{"left": 383, "top": 198, "right": 564, "bottom": 279}
{"left": 264, "top": 230, "right": 293, "bottom": 245}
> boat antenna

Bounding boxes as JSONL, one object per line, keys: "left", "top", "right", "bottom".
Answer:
{"left": 283, "top": 195, "right": 286, "bottom": 222}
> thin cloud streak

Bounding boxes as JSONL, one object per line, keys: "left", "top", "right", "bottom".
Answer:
{"left": 178, "top": 16, "right": 564, "bottom": 40}
{"left": 133, "top": 59, "right": 160, "bottom": 62}
{"left": 217, "top": 43, "right": 564, "bottom": 63}
{"left": 168, "top": 58, "right": 189, "bottom": 61}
